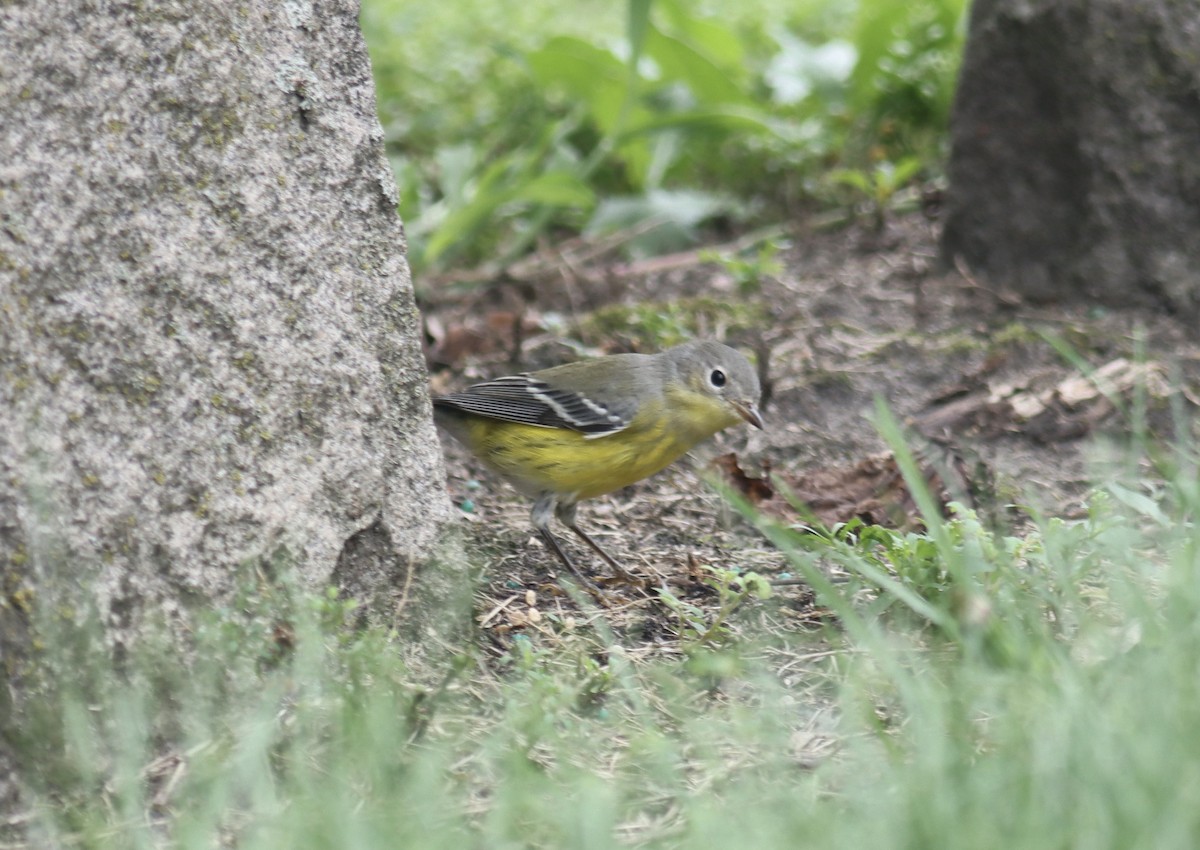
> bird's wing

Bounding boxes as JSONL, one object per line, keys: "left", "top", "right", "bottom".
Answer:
{"left": 433, "top": 375, "right": 634, "bottom": 435}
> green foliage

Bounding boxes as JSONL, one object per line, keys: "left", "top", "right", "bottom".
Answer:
{"left": 361, "top": 0, "right": 968, "bottom": 274}
{"left": 847, "top": 0, "right": 967, "bottom": 157}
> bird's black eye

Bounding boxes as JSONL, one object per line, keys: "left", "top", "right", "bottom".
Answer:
{"left": 709, "top": 368, "right": 726, "bottom": 388}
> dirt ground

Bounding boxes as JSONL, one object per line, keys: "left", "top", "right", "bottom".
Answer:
{"left": 422, "top": 212, "right": 1200, "bottom": 647}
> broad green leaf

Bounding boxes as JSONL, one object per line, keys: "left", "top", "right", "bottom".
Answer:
{"left": 433, "top": 143, "right": 479, "bottom": 205}
{"left": 424, "top": 166, "right": 595, "bottom": 266}
{"left": 620, "top": 105, "right": 783, "bottom": 140}
{"left": 884, "top": 156, "right": 924, "bottom": 189}
{"left": 509, "top": 171, "right": 596, "bottom": 208}
{"left": 422, "top": 189, "right": 511, "bottom": 267}
{"left": 527, "top": 37, "right": 629, "bottom": 132}
{"left": 1108, "top": 483, "right": 1170, "bottom": 527}
{"left": 644, "top": 25, "right": 746, "bottom": 104}
{"left": 656, "top": 0, "right": 744, "bottom": 69}
{"left": 829, "top": 168, "right": 872, "bottom": 193}
{"left": 626, "top": 0, "right": 653, "bottom": 68}
{"left": 585, "top": 188, "right": 735, "bottom": 257}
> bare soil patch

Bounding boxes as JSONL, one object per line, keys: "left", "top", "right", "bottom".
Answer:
{"left": 422, "top": 213, "right": 1200, "bottom": 650}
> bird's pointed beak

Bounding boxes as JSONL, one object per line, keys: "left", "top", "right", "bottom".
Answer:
{"left": 731, "top": 400, "right": 765, "bottom": 430}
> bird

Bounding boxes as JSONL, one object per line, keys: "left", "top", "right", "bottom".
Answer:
{"left": 432, "top": 340, "right": 764, "bottom": 585}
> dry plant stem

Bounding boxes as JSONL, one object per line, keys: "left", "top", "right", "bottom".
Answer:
{"left": 771, "top": 576, "right": 850, "bottom": 587}
{"left": 422, "top": 221, "right": 792, "bottom": 295}
{"left": 393, "top": 554, "right": 416, "bottom": 622}
{"left": 607, "top": 222, "right": 791, "bottom": 278}
{"left": 951, "top": 252, "right": 1023, "bottom": 307}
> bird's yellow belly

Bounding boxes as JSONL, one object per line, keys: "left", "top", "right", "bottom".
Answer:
{"left": 465, "top": 418, "right": 692, "bottom": 500}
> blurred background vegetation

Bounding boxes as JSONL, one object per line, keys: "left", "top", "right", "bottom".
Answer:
{"left": 361, "top": 0, "right": 967, "bottom": 275}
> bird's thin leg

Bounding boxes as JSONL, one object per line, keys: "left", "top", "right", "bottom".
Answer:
{"left": 555, "top": 502, "right": 640, "bottom": 583}
{"left": 537, "top": 527, "right": 596, "bottom": 586}
{"left": 532, "top": 495, "right": 603, "bottom": 592}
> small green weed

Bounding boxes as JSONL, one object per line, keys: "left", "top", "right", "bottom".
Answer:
{"left": 699, "top": 238, "right": 783, "bottom": 296}
{"left": 657, "top": 565, "right": 772, "bottom": 647}
{"left": 828, "top": 156, "right": 923, "bottom": 230}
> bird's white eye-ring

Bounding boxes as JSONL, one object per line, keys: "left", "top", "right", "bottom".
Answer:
{"left": 709, "top": 368, "right": 727, "bottom": 388}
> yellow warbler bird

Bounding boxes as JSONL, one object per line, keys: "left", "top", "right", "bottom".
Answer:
{"left": 433, "top": 340, "right": 764, "bottom": 583}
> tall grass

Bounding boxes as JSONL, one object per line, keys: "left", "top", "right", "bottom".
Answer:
{"left": 8, "top": 411, "right": 1200, "bottom": 847}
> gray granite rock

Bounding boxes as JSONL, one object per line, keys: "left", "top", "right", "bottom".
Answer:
{"left": 0, "top": 0, "right": 459, "bottom": 655}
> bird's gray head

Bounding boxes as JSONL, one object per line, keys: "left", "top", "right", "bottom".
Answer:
{"left": 666, "top": 340, "right": 764, "bottom": 429}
